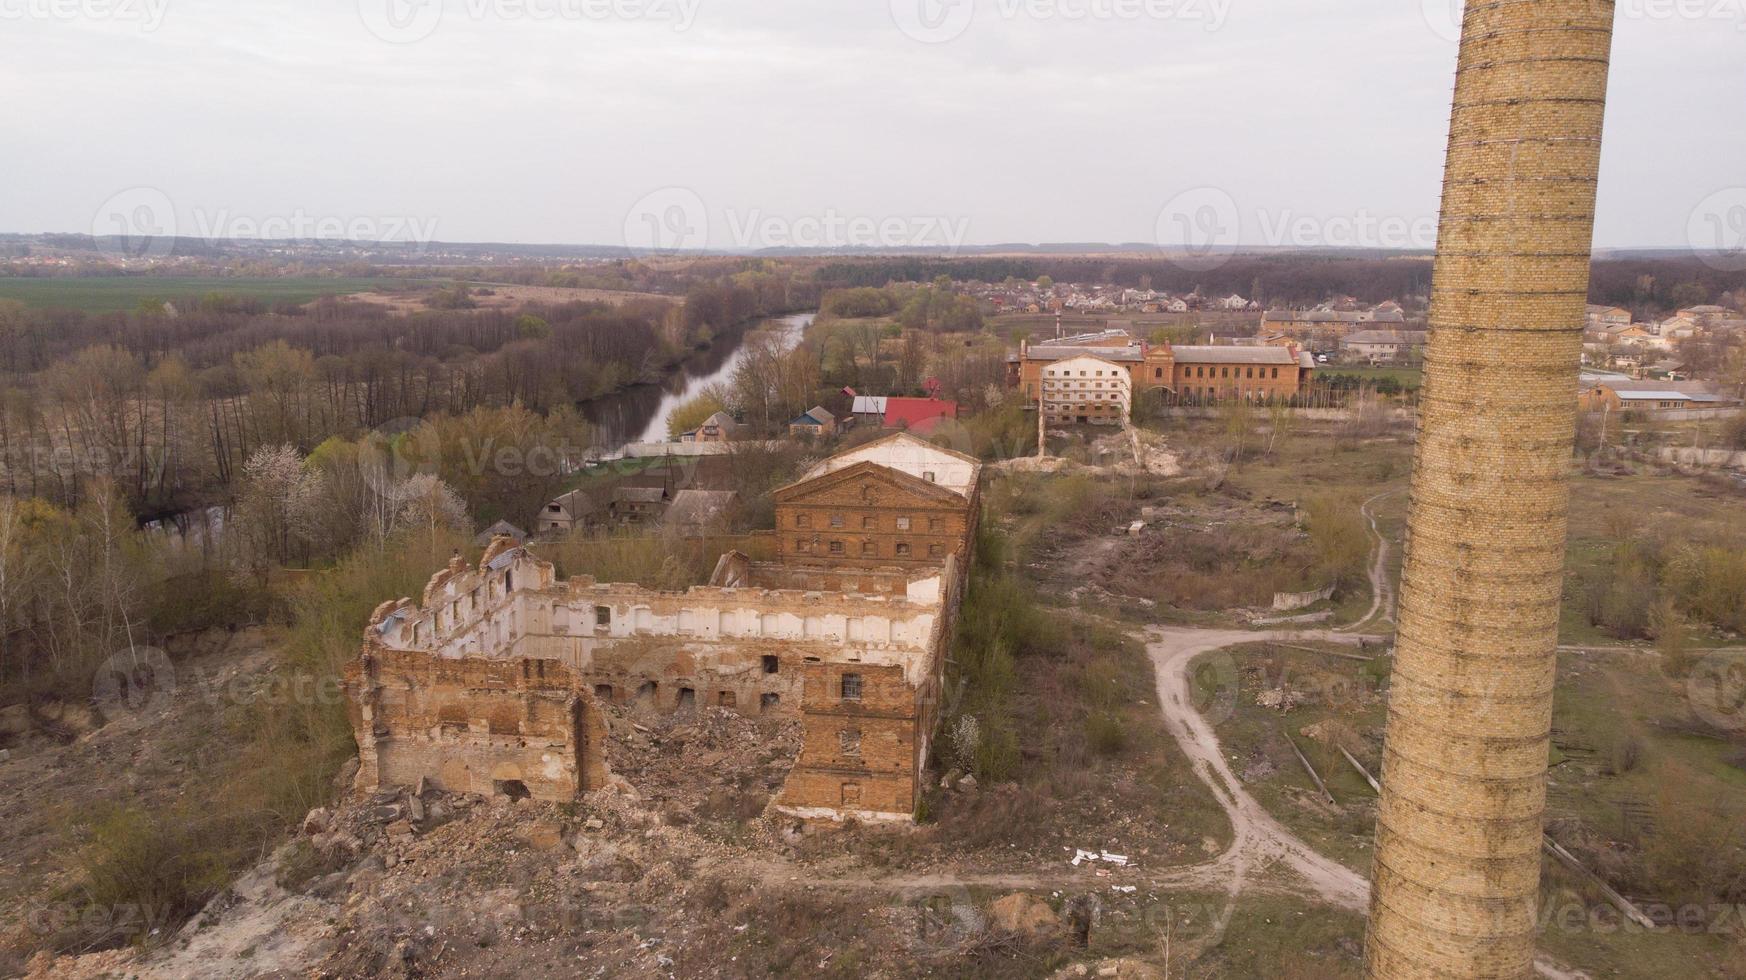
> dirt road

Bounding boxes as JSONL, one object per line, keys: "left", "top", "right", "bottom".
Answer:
{"left": 1143, "top": 624, "right": 1587, "bottom": 980}
{"left": 1339, "top": 489, "right": 1400, "bottom": 634}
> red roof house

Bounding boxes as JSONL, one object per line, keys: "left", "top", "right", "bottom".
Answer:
{"left": 883, "top": 397, "right": 958, "bottom": 431}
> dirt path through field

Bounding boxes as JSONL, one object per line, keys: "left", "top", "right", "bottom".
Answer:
{"left": 1339, "top": 489, "right": 1401, "bottom": 634}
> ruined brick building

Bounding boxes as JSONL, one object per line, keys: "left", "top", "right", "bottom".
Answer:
{"left": 773, "top": 432, "right": 982, "bottom": 569}
{"left": 346, "top": 435, "right": 983, "bottom": 825}
{"left": 1366, "top": 2, "right": 1617, "bottom": 977}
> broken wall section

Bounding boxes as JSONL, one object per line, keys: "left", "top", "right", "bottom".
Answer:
{"left": 345, "top": 650, "right": 608, "bottom": 802}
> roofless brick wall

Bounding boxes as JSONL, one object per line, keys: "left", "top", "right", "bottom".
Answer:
{"left": 1365, "top": 2, "right": 1616, "bottom": 977}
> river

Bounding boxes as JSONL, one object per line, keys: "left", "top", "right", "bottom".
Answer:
{"left": 579, "top": 311, "right": 814, "bottom": 451}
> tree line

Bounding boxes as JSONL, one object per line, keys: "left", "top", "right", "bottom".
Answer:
{"left": 0, "top": 273, "right": 806, "bottom": 519}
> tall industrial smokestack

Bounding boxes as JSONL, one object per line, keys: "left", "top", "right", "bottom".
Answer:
{"left": 1366, "top": 2, "right": 1615, "bottom": 977}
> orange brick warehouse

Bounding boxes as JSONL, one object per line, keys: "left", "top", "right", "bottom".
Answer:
{"left": 1365, "top": 2, "right": 1617, "bottom": 978}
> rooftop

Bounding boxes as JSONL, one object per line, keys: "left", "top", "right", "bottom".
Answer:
{"left": 1171, "top": 345, "right": 1302, "bottom": 365}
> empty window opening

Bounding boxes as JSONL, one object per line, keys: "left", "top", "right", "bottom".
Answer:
{"left": 637, "top": 681, "right": 658, "bottom": 702}
{"left": 594, "top": 684, "right": 614, "bottom": 702}
{"left": 595, "top": 606, "right": 612, "bottom": 629}
{"left": 841, "top": 673, "right": 864, "bottom": 701}
{"left": 677, "top": 687, "right": 696, "bottom": 711}
{"left": 761, "top": 692, "right": 781, "bottom": 712}
{"left": 762, "top": 655, "right": 779, "bottom": 674}
{"left": 494, "top": 779, "right": 531, "bottom": 802}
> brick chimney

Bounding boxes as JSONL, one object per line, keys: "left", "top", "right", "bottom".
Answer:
{"left": 1365, "top": 2, "right": 1617, "bottom": 977}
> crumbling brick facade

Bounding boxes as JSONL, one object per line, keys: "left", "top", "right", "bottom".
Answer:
{"left": 345, "top": 648, "right": 609, "bottom": 800}
{"left": 1365, "top": 2, "right": 1617, "bottom": 977}
{"left": 349, "top": 539, "right": 967, "bottom": 823}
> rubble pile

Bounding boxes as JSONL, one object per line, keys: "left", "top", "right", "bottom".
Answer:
{"left": 603, "top": 705, "right": 801, "bottom": 828}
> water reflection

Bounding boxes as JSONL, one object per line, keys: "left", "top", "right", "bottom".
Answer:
{"left": 581, "top": 312, "right": 813, "bottom": 450}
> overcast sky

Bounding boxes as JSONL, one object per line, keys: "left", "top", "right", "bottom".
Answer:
{"left": 2, "top": 0, "right": 1742, "bottom": 252}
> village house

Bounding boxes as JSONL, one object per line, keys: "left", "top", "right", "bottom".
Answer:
{"left": 538, "top": 489, "right": 598, "bottom": 537}
{"left": 849, "top": 394, "right": 888, "bottom": 428}
{"left": 788, "top": 406, "right": 837, "bottom": 440}
{"left": 1040, "top": 353, "right": 1132, "bottom": 427}
{"left": 1677, "top": 305, "right": 1746, "bottom": 331}
{"left": 1261, "top": 306, "right": 1405, "bottom": 344}
{"left": 678, "top": 411, "right": 742, "bottom": 444}
{"left": 1341, "top": 329, "right": 1428, "bottom": 365}
{"left": 1656, "top": 316, "right": 1700, "bottom": 341}
{"left": 610, "top": 486, "right": 670, "bottom": 526}
{"left": 1578, "top": 380, "right": 1742, "bottom": 415}
{"left": 1585, "top": 304, "right": 1632, "bottom": 330}
{"left": 473, "top": 520, "right": 528, "bottom": 548}
{"left": 881, "top": 396, "right": 957, "bottom": 435}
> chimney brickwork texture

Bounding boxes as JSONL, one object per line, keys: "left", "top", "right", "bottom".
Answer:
{"left": 1366, "top": 1, "right": 1616, "bottom": 977}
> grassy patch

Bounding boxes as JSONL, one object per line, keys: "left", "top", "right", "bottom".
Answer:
{"left": 1199, "top": 642, "right": 1388, "bottom": 872}
{"left": 917, "top": 486, "right": 1232, "bottom": 866}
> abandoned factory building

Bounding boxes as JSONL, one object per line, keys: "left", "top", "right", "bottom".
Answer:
{"left": 345, "top": 434, "right": 983, "bottom": 825}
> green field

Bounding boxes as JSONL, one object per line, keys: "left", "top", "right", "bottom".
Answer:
{"left": 0, "top": 276, "right": 415, "bottom": 313}
{"left": 1315, "top": 364, "right": 1423, "bottom": 390}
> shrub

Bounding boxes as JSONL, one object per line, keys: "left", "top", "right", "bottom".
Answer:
{"left": 1663, "top": 543, "right": 1746, "bottom": 635}
{"left": 1605, "top": 732, "right": 1644, "bottom": 775}
{"left": 1085, "top": 711, "right": 1128, "bottom": 757}
{"left": 1304, "top": 496, "right": 1370, "bottom": 589}
{"left": 58, "top": 805, "right": 230, "bottom": 952}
